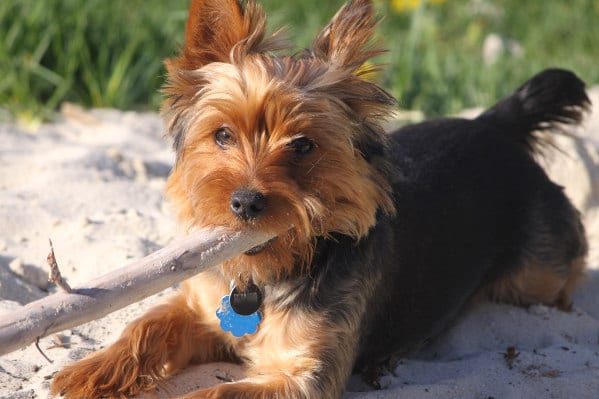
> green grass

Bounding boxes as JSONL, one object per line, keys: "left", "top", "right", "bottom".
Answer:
{"left": 0, "top": 0, "right": 188, "bottom": 121}
{"left": 381, "top": 0, "right": 599, "bottom": 116}
{"left": 1, "top": 0, "right": 598, "bottom": 122}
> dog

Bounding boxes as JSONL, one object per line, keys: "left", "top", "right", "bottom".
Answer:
{"left": 51, "top": 0, "right": 590, "bottom": 397}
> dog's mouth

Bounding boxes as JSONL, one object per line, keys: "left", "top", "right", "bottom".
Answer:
{"left": 244, "top": 237, "right": 276, "bottom": 256}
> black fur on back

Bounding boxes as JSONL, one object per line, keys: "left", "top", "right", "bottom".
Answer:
{"left": 347, "top": 68, "right": 590, "bottom": 377}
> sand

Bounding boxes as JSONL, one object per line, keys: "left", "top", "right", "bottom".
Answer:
{"left": 1, "top": 88, "right": 598, "bottom": 398}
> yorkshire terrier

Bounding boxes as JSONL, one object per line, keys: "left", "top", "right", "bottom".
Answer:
{"left": 51, "top": 0, "right": 590, "bottom": 398}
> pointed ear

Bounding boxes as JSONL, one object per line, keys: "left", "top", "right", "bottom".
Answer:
{"left": 172, "top": 0, "right": 282, "bottom": 70}
{"left": 181, "top": 0, "right": 245, "bottom": 67}
{"left": 311, "top": 0, "right": 382, "bottom": 71}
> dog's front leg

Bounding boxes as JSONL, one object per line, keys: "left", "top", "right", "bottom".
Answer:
{"left": 181, "top": 302, "right": 360, "bottom": 399}
{"left": 51, "top": 271, "right": 236, "bottom": 398}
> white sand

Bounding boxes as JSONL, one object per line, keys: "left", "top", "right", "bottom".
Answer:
{"left": 1, "top": 89, "right": 598, "bottom": 398}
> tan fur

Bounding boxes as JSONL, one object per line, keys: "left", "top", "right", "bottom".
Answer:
{"left": 484, "top": 256, "right": 587, "bottom": 311}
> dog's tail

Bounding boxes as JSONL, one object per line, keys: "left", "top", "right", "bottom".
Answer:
{"left": 477, "top": 68, "right": 591, "bottom": 154}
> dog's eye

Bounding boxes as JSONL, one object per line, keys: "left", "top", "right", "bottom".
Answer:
{"left": 215, "top": 128, "right": 236, "bottom": 148}
{"left": 289, "top": 137, "right": 315, "bottom": 155}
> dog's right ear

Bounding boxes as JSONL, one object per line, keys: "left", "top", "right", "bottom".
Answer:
{"left": 162, "top": 0, "right": 288, "bottom": 158}
{"left": 177, "top": 0, "right": 246, "bottom": 68}
{"left": 171, "top": 0, "right": 285, "bottom": 70}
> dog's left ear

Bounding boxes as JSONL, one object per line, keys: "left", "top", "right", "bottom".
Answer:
{"left": 311, "top": 0, "right": 381, "bottom": 72}
{"left": 310, "top": 0, "right": 395, "bottom": 188}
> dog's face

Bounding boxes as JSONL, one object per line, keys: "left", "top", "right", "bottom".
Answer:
{"left": 163, "top": 0, "right": 395, "bottom": 283}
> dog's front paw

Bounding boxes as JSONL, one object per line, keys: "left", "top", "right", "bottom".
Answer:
{"left": 179, "top": 380, "right": 303, "bottom": 399}
{"left": 179, "top": 384, "right": 255, "bottom": 399}
{"left": 179, "top": 376, "right": 318, "bottom": 399}
{"left": 50, "top": 347, "right": 156, "bottom": 398}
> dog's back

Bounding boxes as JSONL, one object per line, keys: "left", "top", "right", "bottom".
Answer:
{"left": 356, "top": 69, "right": 590, "bottom": 376}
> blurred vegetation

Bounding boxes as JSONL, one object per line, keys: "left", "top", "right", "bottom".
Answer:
{"left": 1, "top": 0, "right": 598, "bottom": 122}
{"left": 0, "top": 0, "right": 187, "bottom": 121}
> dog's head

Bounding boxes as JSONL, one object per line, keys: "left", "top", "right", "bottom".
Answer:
{"left": 163, "top": 0, "right": 395, "bottom": 284}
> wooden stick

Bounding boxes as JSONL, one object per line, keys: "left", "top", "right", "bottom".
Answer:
{"left": 0, "top": 228, "right": 275, "bottom": 356}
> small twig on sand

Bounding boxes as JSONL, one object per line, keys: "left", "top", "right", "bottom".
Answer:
{"left": 35, "top": 338, "right": 53, "bottom": 364}
{"left": 47, "top": 238, "right": 72, "bottom": 293}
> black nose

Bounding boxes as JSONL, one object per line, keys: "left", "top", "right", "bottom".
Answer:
{"left": 230, "top": 189, "right": 267, "bottom": 221}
